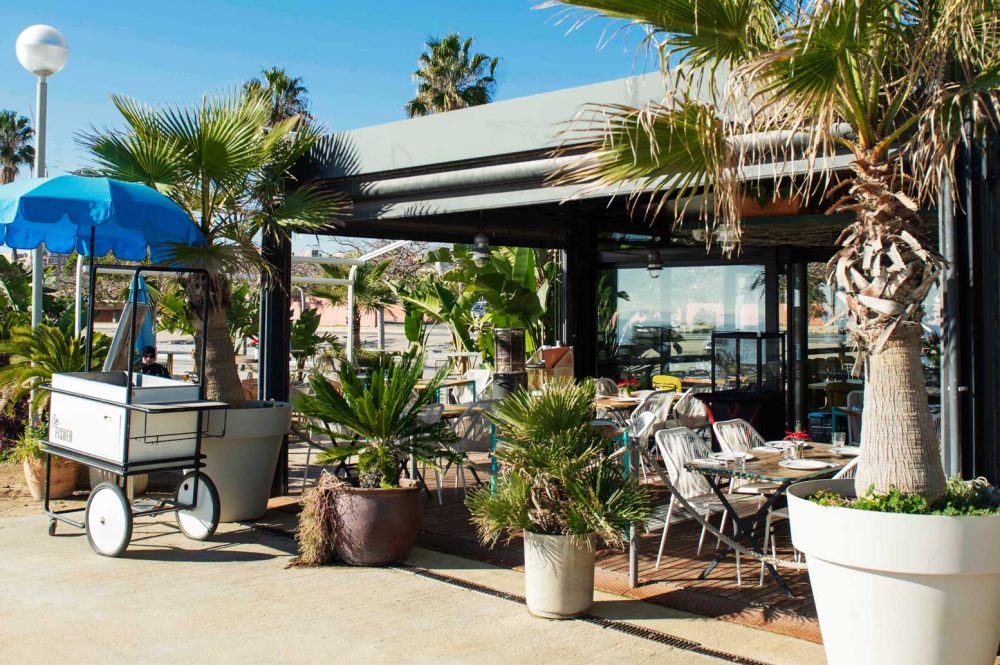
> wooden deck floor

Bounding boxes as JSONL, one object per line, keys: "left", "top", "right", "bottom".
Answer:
{"left": 414, "top": 454, "right": 819, "bottom": 643}
{"left": 286, "top": 445, "right": 821, "bottom": 643}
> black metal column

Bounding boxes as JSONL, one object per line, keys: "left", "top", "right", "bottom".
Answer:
{"left": 564, "top": 219, "right": 598, "bottom": 378}
{"left": 788, "top": 260, "right": 810, "bottom": 431}
{"left": 963, "top": 129, "right": 1000, "bottom": 483}
{"left": 259, "top": 232, "right": 292, "bottom": 495}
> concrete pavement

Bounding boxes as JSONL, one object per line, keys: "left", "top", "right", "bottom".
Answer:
{"left": 0, "top": 513, "right": 825, "bottom": 665}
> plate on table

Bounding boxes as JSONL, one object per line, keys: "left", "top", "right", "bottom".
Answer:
{"left": 752, "top": 445, "right": 784, "bottom": 453}
{"left": 609, "top": 396, "right": 638, "bottom": 402}
{"left": 710, "top": 451, "right": 755, "bottom": 462}
{"left": 692, "top": 457, "right": 727, "bottom": 466}
{"left": 829, "top": 446, "right": 860, "bottom": 457}
{"left": 778, "top": 459, "right": 831, "bottom": 470}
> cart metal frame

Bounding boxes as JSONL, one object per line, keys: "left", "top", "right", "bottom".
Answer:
{"left": 38, "top": 264, "right": 229, "bottom": 546}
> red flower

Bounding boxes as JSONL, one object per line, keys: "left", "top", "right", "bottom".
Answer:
{"left": 784, "top": 430, "right": 812, "bottom": 441}
{"left": 617, "top": 378, "right": 639, "bottom": 389}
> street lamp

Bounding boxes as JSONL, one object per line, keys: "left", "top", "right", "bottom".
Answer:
{"left": 16, "top": 24, "right": 69, "bottom": 327}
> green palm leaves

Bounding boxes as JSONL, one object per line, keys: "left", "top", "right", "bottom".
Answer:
{"left": 293, "top": 353, "right": 458, "bottom": 488}
{"left": 467, "top": 380, "right": 651, "bottom": 546}
{"left": 0, "top": 325, "right": 110, "bottom": 414}
{"left": 0, "top": 110, "right": 35, "bottom": 184}
{"left": 405, "top": 33, "right": 499, "bottom": 117}
{"left": 79, "top": 89, "right": 346, "bottom": 269}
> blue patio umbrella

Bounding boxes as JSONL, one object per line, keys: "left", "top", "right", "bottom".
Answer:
{"left": 127, "top": 275, "right": 157, "bottom": 356}
{"left": 0, "top": 175, "right": 204, "bottom": 262}
{"left": 0, "top": 175, "right": 205, "bottom": 369}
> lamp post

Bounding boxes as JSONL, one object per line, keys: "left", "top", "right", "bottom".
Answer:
{"left": 16, "top": 25, "right": 69, "bottom": 328}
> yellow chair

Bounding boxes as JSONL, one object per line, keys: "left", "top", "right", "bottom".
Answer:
{"left": 651, "top": 374, "right": 683, "bottom": 392}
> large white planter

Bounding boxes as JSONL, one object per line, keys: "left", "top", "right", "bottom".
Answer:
{"left": 788, "top": 479, "right": 1000, "bottom": 665}
{"left": 523, "top": 531, "right": 595, "bottom": 619}
{"left": 201, "top": 401, "right": 291, "bottom": 522}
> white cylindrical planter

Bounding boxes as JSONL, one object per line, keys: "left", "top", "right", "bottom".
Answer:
{"left": 788, "top": 479, "right": 1000, "bottom": 665}
{"left": 201, "top": 401, "right": 291, "bottom": 522}
{"left": 89, "top": 469, "right": 148, "bottom": 500}
{"left": 523, "top": 531, "right": 595, "bottom": 619}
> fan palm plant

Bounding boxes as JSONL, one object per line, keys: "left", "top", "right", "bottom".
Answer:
{"left": 546, "top": 0, "right": 1000, "bottom": 502}
{"left": 79, "top": 89, "right": 346, "bottom": 406}
{"left": 289, "top": 308, "right": 339, "bottom": 381}
{"left": 405, "top": 33, "right": 500, "bottom": 117}
{"left": 294, "top": 352, "right": 459, "bottom": 488}
{"left": 466, "top": 380, "right": 651, "bottom": 547}
{"left": 0, "top": 110, "right": 34, "bottom": 185}
{"left": 310, "top": 258, "right": 397, "bottom": 350}
{"left": 0, "top": 324, "right": 111, "bottom": 414}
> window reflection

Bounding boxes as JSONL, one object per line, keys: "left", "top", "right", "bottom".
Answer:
{"left": 597, "top": 265, "right": 765, "bottom": 385}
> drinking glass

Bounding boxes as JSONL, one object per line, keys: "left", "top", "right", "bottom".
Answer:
{"left": 831, "top": 432, "right": 846, "bottom": 447}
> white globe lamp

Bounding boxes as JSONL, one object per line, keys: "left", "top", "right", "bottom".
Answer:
{"left": 16, "top": 25, "right": 69, "bottom": 77}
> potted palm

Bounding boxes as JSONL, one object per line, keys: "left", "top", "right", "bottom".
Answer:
{"left": 293, "top": 353, "right": 460, "bottom": 565}
{"left": 549, "top": 1, "right": 1000, "bottom": 661}
{"left": 80, "top": 82, "right": 346, "bottom": 522}
{"left": 466, "top": 380, "right": 651, "bottom": 619}
{"left": 3, "top": 422, "right": 77, "bottom": 500}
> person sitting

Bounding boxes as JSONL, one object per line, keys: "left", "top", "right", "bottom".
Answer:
{"left": 138, "top": 345, "right": 170, "bottom": 378}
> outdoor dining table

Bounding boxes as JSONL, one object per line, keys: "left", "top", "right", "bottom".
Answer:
{"left": 595, "top": 395, "right": 642, "bottom": 426}
{"left": 684, "top": 443, "right": 848, "bottom": 595}
{"left": 416, "top": 377, "right": 479, "bottom": 404}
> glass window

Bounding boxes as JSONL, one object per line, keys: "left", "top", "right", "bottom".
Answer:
{"left": 597, "top": 264, "right": 765, "bottom": 385}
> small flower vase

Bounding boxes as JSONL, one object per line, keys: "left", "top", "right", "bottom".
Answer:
{"left": 620, "top": 388, "right": 631, "bottom": 398}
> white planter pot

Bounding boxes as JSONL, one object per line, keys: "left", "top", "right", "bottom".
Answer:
{"left": 788, "top": 479, "right": 1000, "bottom": 665}
{"left": 89, "top": 469, "right": 148, "bottom": 500}
{"left": 523, "top": 531, "right": 595, "bottom": 619}
{"left": 201, "top": 401, "right": 291, "bottom": 522}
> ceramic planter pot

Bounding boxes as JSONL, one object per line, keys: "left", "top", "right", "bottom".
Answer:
{"left": 331, "top": 481, "right": 422, "bottom": 565}
{"left": 523, "top": 531, "right": 595, "bottom": 619}
{"left": 89, "top": 469, "right": 148, "bottom": 499}
{"left": 788, "top": 479, "right": 1000, "bottom": 665}
{"left": 201, "top": 401, "right": 291, "bottom": 522}
{"left": 22, "top": 457, "right": 78, "bottom": 500}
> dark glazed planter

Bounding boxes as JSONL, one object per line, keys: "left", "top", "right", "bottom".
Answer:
{"left": 332, "top": 480, "right": 423, "bottom": 565}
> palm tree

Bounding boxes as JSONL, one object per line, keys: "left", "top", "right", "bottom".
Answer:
{"left": 0, "top": 324, "right": 111, "bottom": 414}
{"left": 405, "top": 33, "right": 499, "bottom": 117}
{"left": 310, "top": 258, "right": 397, "bottom": 349}
{"left": 80, "top": 89, "right": 346, "bottom": 406}
{"left": 0, "top": 110, "right": 35, "bottom": 185}
{"left": 549, "top": 0, "right": 1000, "bottom": 501}
{"left": 243, "top": 67, "right": 312, "bottom": 126}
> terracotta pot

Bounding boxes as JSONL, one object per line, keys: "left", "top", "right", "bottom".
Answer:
{"left": 332, "top": 481, "right": 423, "bottom": 565}
{"left": 22, "top": 458, "right": 78, "bottom": 500}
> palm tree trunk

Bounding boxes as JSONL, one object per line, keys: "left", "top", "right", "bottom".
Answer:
{"left": 854, "top": 323, "right": 944, "bottom": 500}
{"left": 195, "top": 306, "right": 245, "bottom": 407}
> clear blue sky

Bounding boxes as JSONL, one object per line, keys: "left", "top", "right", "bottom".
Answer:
{"left": 0, "top": 1, "right": 649, "bottom": 176}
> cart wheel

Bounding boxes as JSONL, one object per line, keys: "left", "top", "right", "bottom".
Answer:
{"left": 85, "top": 482, "right": 132, "bottom": 557}
{"left": 175, "top": 472, "right": 220, "bottom": 541}
{"left": 47, "top": 519, "right": 57, "bottom": 536}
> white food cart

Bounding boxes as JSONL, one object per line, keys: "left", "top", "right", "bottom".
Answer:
{"left": 40, "top": 266, "right": 229, "bottom": 557}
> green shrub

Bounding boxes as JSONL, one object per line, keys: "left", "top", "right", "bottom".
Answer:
{"left": 1, "top": 423, "right": 47, "bottom": 464}
{"left": 811, "top": 477, "right": 1000, "bottom": 516}
{"left": 466, "top": 380, "right": 652, "bottom": 548}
